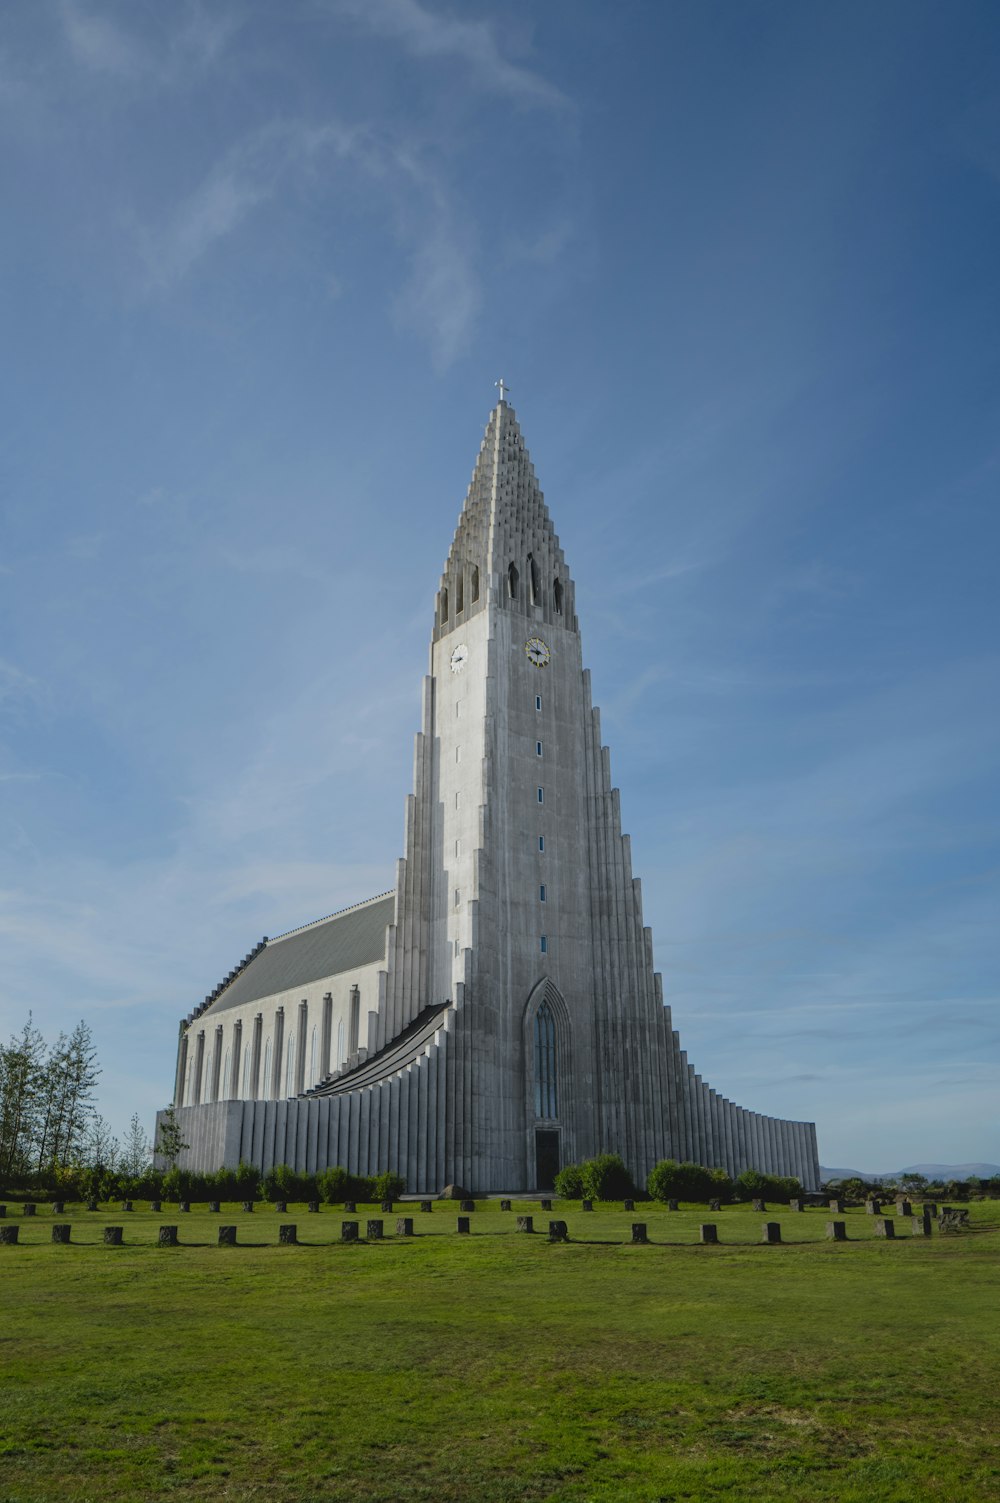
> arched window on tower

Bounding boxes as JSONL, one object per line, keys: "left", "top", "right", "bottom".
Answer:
{"left": 553, "top": 577, "right": 564, "bottom": 615}
{"left": 508, "top": 562, "right": 519, "bottom": 600}
{"left": 528, "top": 553, "right": 540, "bottom": 605}
{"left": 534, "top": 999, "right": 557, "bottom": 1119}
{"left": 456, "top": 571, "right": 464, "bottom": 614}
{"left": 285, "top": 1033, "right": 296, "bottom": 1097}
{"left": 241, "top": 1049, "right": 251, "bottom": 1097}
{"left": 471, "top": 565, "right": 480, "bottom": 602}
{"left": 262, "top": 1038, "right": 272, "bottom": 1099}
{"left": 440, "top": 587, "right": 449, "bottom": 624}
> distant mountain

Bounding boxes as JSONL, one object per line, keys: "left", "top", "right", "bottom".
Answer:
{"left": 821, "top": 1162, "right": 1000, "bottom": 1182}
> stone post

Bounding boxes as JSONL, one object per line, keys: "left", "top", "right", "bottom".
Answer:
{"left": 699, "top": 1224, "right": 718, "bottom": 1243}
{"left": 897, "top": 1199, "right": 912, "bottom": 1216}
{"left": 623, "top": 1199, "right": 634, "bottom": 1212}
{"left": 396, "top": 1218, "right": 414, "bottom": 1237}
{"left": 581, "top": 1200, "right": 593, "bottom": 1212}
{"left": 279, "top": 1225, "right": 298, "bottom": 1245}
{"left": 51, "top": 1201, "right": 65, "bottom": 1215}
{"left": 874, "top": 1218, "right": 894, "bottom": 1238}
{"left": 209, "top": 1201, "right": 221, "bottom": 1213}
{"left": 343, "top": 1201, "right": 356, "bottom": 1214}
{"left": 460, "top": 1199, "right": 475, "bottom": 1212}
{"left": 540, "top": 1198, "right": 553, "bottom": 1211}
{"left": 0, "top": 1206, "right": 5, "bottom": 1218}
{"left": 828, "top": 1198, "right": 843, "bottom": 1213}
{"left": 826, "top": 1221, "right": 847, "bottom": 1240}
{"left": 912, "top": 1212, "right": 932, "bottom": 1237}
{"left": 241, "top": 1201, "right": 254, "bottom": 1213}
{"left": 341, "top": 1222, "right": 359, "bottom": 1241}
{"left": 104, "top": 1227, "right": 123, "bottom": 1245}
{"left": 865, "top": 1199, "right": 881, "bottom": 1214}
{"left": 761, "top": 1222, "right": 781, "bottom": 1243}
{"left": 158, "top": 1226, "right": 178, "bottom": 1246}
{"left": 631, "top": 1223, "right": 648, "bottom": 1243}
{"left": 789, "top": 1199, "right": 803, "bottom": 1212}
{"left": 0, "top": 1226, "right": 19, "bottom": 1245}
{"left": 86, "top": 1199, "right": 98, "bottom": 1212}
{"left": 52, "top": 1224, "right": 70, "bottom": 1244}
{"left": 420, "top": 1200, "right": 433, "bottom": 1213}
{"left": 667, "top": 1200, "right": 679, "bottom": 1212}
{"left": 500, "top": 1200, "right": 511, "bottom": 1211}
{"left": 709, "top": 1199, "right": 721, "bottom": 1212}
{"left": 308, "top": 1200, "right": 319, "bottom": 1214}
{"left": 752, "top": 1199, "right": 766, "bottom": 1213}
{"left": 457, "top": 1216, "right": 470, "bottom": 1234}
{"left": 548, "top": 1221, "right": 569, "bottom": 1242}
{"left": 366, "top": 1219, "right": 383, "bottom": 1240}
{"left": 219, "top": 1226, "right": 237, "bottom": 1245}
{"left": 150, "top": 1200, "right": 161, "bottom": 1213}
{"left": 274, "top": 1201, "right": 287, "bottom": 1214}
{"left": 23, "top": 1203, "right": 36, "bottom": 1217}
{"left": 516, "top": 1215, "right": 534, "bottom": 1233}
{"left": 381, "top": 1200, "right": 395, "bottom": 1213}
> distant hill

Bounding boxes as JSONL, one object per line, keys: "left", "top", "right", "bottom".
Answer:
{"left": 821, "top": 1162, "right": 1000, "bottom": 1182}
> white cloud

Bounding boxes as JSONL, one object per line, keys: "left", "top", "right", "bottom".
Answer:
{"left": 334, "top": 0, "right": 567, "bottom": 111}
{"left": 59, "top": 3, "right": 145, "bottom": 76}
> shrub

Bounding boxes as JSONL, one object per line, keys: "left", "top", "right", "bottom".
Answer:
{"left": 554, "top": 1163, "right": 585, "bottom": 1198}
{"left": 373, "top": 1172, "right": 406, "bottom": 1202}
{"left": 734, "top": 1169, "right": 802, "bottom": 1204}
{"left": 318, "top": 1166, "right": 350, "bottom": 1204}
{"left": 581, "top": 1153, "right": 634, "bottom": 1201}
{"left": 647, "top": 1159, "right": 681, "bottom": 1202}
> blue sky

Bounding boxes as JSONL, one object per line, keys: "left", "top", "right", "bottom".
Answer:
{"left": 1, "top": 0, "right": 998, "bottom": 1171}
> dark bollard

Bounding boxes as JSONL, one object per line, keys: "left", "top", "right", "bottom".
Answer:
{"left": 274, "top": 1201, "right": 287, "bottom": 1214}
{"left": 624, "top": 1199, "right": 635, "bottom": 1212}
{"left": 667, "top": 1199, "right": 679, "bottom": 1212}
{"left": 343, "top": 1201, "right": 356, "bottom": 1214}
{"left": 516, "top": 1215, "right": 534, "bottom": 1233}
{"left": 897, "top": 1199, "right": 912, "bottom": 1217}
{"left": 549, "top": 1220, "right": 569, "bottom": 1242}
{"left": 699, "top": 1224, "right": 718, "bottom": 1243}
{"left": 23, "top": 1203, "right": 36, "bottom": 1217}
{"left": 457, "top": 1217, "right": 470, "bottom": 1234}
{"left": 86, "top": 1199, "right": 98, "bottom": 1212}
{"left": 540, "top": 1198, "right": 553, "bottom": 1211}
{"left": 500, "top": 1199, "right": 512, "bottom": 1211}
{"left": 762, "top": 1222, "right": 781, "bottom": 1243}
{"left": 826, "top": 1221, "right": 847, "bottom": 1240}
{"left": 865, "top": 1199, "right": 881, "bottom": 1215}
{"left": 279, "top": 1225, "right": 298, "bottom": 1245}
{"left": 158, "top": 1226, "right": 178, "bottom": 1247}
{"left": 104, "top": 1227, "right": 123, "bottom": 1246}
{"left": 180, "top": 1201, "right": 191, "bottom": 1213}
{"left": 875, "top": 1217, "right": 895, "bottom": 1239}
{"left": 380, "top": 1200, "right": 394, "bottom": 1213}
{"left": 922, "top": 1203, "right": 938, "bottom": 1217}
{"left": 366, "top": 1219, "right": 383, "bottom": 1240}
{"left": 341, "top": 1221, "right": 359, "bottom": 1241}
{"left": 912, "top": 1212, "right": 932, "bottom": 1237}
{"left": 219, "top": 1226, "right": 237, "bottom": 1246}
{"left": 460, "top": 1199, "right": 475, "bottom": 1212}
{"left": 0, "top": 1226, "right": 19, "bottom": 1245}
{"left": 0, "top": 1206, "right": 6, "bottom": 1218}
{"left": 122, "top": 1201, "right": 133, "bottom": 1213}
{"left": 52, "top": 1224, "right": 71, "bottom": 1244}
{"left": 150, "top": 1201, "right": 161, "bottom": 1213}
{"left": 241, "top": 1201, "right": 254, "bottom": 1214}
{"left": 420, "top": 1200, "right": 433, "bottom": 1213}
{"left": 209, "top": 1201, "right": 221, "bottom": 1213}
{"left": 51, "top": 1201, "right": 65, "bottom": 1215}
{"left": 396, "top": 1217, "right": 414, "bottom": 1237}
{"left": 581, "top": 1199, "right": 593, "bottom": 1212}
{"left": 752, "top": 1199, "right": 766, "bottom": 1213}
{"left": 709, "top": 1199, "right": 721, "bottom": 1212}
{"left": 789, "top": 1199, "right": 803, "bottom": 1212}
{"left": 308, "top": 1201, "right": 320, "bottom": 1214}
{"left": 828, "top": 1198, "right": 844, "bottom": 1213}
{"left": 631, "top": 1223, "right": 648, "bottom": 1244}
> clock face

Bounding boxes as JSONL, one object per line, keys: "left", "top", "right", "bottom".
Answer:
{"left": 525, "top": 637, "right": 550, "bottom": 669}
{"left": 450, "top": 644, "right": 469, "bottom": 674}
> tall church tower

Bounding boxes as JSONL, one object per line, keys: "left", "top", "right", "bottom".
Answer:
{"left": 164, "top": 397, "right": 820, "bottom": 1192}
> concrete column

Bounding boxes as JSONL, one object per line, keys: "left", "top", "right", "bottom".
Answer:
{"left": 321, "top": 994, "right": 333, "bottom": 1077}
{"left": 230, "top": 1020, "right": 243, "bottom": 1101}
{"left": 348, "top": 987, "right": 360, "bottom": 1056}
{"left": 296, "top": 1000, "right": 308, "bottom": 1095}
{"left": 211, "top": 1026, "right": 223, "bottom": 1102}
{"left": 250, "top": 1014, "right": 263, "bottom": 1099}
{"left": 174, "top": 1029, "right": 188, "bottom": 1107}
{"left": 193, "top": 1031, "right": 205, "bottom": 1106}
{"left": 272, "top": 1008, "right": 285, "bottom": 1098}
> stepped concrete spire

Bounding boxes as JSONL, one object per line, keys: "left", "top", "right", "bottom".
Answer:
{"left": 160, "top": 401, "right": 821, "bottom": 1193}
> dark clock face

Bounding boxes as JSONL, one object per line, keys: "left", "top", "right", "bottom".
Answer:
{"left": 525, "top": 637, "right": 550, "bottom": 668}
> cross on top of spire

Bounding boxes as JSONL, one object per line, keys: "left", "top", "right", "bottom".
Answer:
{"left": 495, "top": 377, "right": 510, "bottom": 405}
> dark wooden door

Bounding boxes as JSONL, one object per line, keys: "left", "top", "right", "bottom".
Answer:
{"left": 535, "top": 1129, "right": 560, "bottom": 1190}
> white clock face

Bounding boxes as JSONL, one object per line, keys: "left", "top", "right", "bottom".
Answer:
{"left": 525, "top": 637, "right": 550, "bottom": 669}
{"left": 450, "top": 644, "right": 469, "bottom": 674}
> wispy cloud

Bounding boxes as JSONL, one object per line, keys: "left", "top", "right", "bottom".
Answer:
{"left": 59, "top": 2, "right": 145, "bottom": 76}
{"left": 334, "top": 0, "right": 567, "bottom": 111}
{"left": 58, "top": 1, "right": 241, "bottom": 84}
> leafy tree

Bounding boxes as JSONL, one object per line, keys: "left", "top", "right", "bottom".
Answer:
{"left": 36, "top": 1021, "right": 100, "bottom": 1170}
{"left": 0, "top": 1015, "right": 46, "bottom": 1180}
{"left": 154, "top": 1104, "right": 189, "bottom": 1169}
{"left": 121, "top": 1113, "right": 151, "bottom": 1180}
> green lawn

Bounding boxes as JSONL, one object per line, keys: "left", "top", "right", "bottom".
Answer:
{"left": 1, "top": 1198, "right": 998, "bottom": 1502}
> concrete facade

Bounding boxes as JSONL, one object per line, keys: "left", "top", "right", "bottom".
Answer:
{"left": 160, "top": 401, "right": 821, "bottom": 1191}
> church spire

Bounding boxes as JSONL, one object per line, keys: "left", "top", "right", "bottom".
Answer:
{"left": 433, "top": 398, "right": 576, "bottom": 641}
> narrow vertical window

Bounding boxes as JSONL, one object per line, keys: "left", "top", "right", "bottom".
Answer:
{"left": 456, "top": 572, "right": 464, "bottom": 613}
{"left": 310, "top": 1026, "right": 318, "bottom": 1085}
{"left": 540, "top": 935, "right": 547, "bottom": 954}
{"left": 454, "top": 888, "right": 460, "bottom": 907}
{"left": 528, "top": 553, "right": 540, "bottom": 604}
{"left": 536, "top": 741, "right": 543, "bottom": 756}
{"left": 536, "top": 695, "right": 542, "bottom": 712}
{"left": 262, "top": 1040, "right": 272, "bottom": 1099}
{"left": 537, "top": 787, "right": 544, "bottom": 803}
{"left": 508, "top": 562, "right": 519, "bottom": 599}
{"left": 348, "top": 987, "right": 360, "bottom": 1055}
{"left": 471, "top": 565, "right": 480, "bottom": 602}
{"left": 539, "top": 884, "right": 546, "bottom": 902}
{"left": 538, "top": 835, "right": 544, "bottom": 852}
{"left": 440, "top": 587, "right": 449, "bottom": 623}
{"left": 223, "top": 1048, "right": 231, "bottom": 1100}
{"left": 456, "top": 745, "right": 461, "bottom": 762}
{"left": 553, "top": 578, "right": 564, "bottom": 615}
{"left": 336, "top": 1019, "right": 345, "bottom": 1067}
{"left": 285, "top": 1033, "right": 296, "bottom": 1096}
{"left": 241, "top": 1050, "right": 251, "bottom": 1096}
{"left": 534, "top": 999, "right": 557, "bottom": 1118}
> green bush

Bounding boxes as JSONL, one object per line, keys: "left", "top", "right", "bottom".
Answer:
{"left": 554, "top": 1163, "right": 585, "bottom": 1198}
{"left": 260, "top": 1164, "right": 318, "bottom": 1202}
{"left": 581, "top": 1153, "right": 634, "bottom": 1201}
{"left": 734, "top": 1169, "right": 802, "bottom": 1204}
{"left": 373, "top": 1172, "right": 406, "bottom": 1202}
{"left": 318, "top": 1166, "right": 350, "bottom": 1203}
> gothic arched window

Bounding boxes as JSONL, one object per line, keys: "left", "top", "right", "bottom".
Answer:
{"left": 456, "top": 572, "right": 464, "bottom": 613}
{"left": 440, "top": 587, "right": 449, "bottom": 623}
{"left": 553, "top": 578, "right": 564, "bottom": 615}
{"left": 534, "top": 999, "right": 557, "bottom": 1119}
{"left": 528, "top": 553, "right": 540, "bottom": 605}
{"left": 471, "top": 565, "right": 480, "bottom": 602}
{"left": 508, "top": 562, "right": 519, "bottom": 600}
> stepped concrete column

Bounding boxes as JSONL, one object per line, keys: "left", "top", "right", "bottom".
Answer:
{"left": 211, "top": 1026, "right": 223, "bottom": 1102}
{"left": 272, "top": 1008, "right": 285, "bottom": 1098}
{"left": 192, "top": 1031, "right": 205, "bottom": 1105}
{"left": 250, "top": 1014, "right": 263, "bottom": 1099}
{"left": 230, "top": 1020, "right": 243, "bottom": 1100}
{"left": 321, "top": 994, "right": 333, "bottom": 1078}
{"left": 174, "top": 1029, "right": 188, "bottom": 1108}
{"left": 296, "top": 1001, "right": 308, "bottom": 1094}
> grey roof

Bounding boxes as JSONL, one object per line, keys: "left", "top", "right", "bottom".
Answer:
{"left": 202, "top": 894, "right": 393, "bottom": 1018}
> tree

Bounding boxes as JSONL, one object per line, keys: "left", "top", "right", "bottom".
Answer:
{"left": 35, "top": 1021, "right": 101, "bottom": 1170}
{"left": 121, "top": 1113, "right": 151, "bottom": 1180}
{"left": 0, "top": 1016, "right": 46, "bottom": 1180}
{"left": 154, "top": 1105, "right": 189, "bottom": 1169}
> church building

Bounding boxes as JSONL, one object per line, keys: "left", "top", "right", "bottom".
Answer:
{"left": 160, "top": 396, "right": 820, "bottom": 1192}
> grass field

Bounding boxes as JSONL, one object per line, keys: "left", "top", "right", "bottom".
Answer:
{"left": 2, "top": 1197, "right": 998, "bottom": 1502}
